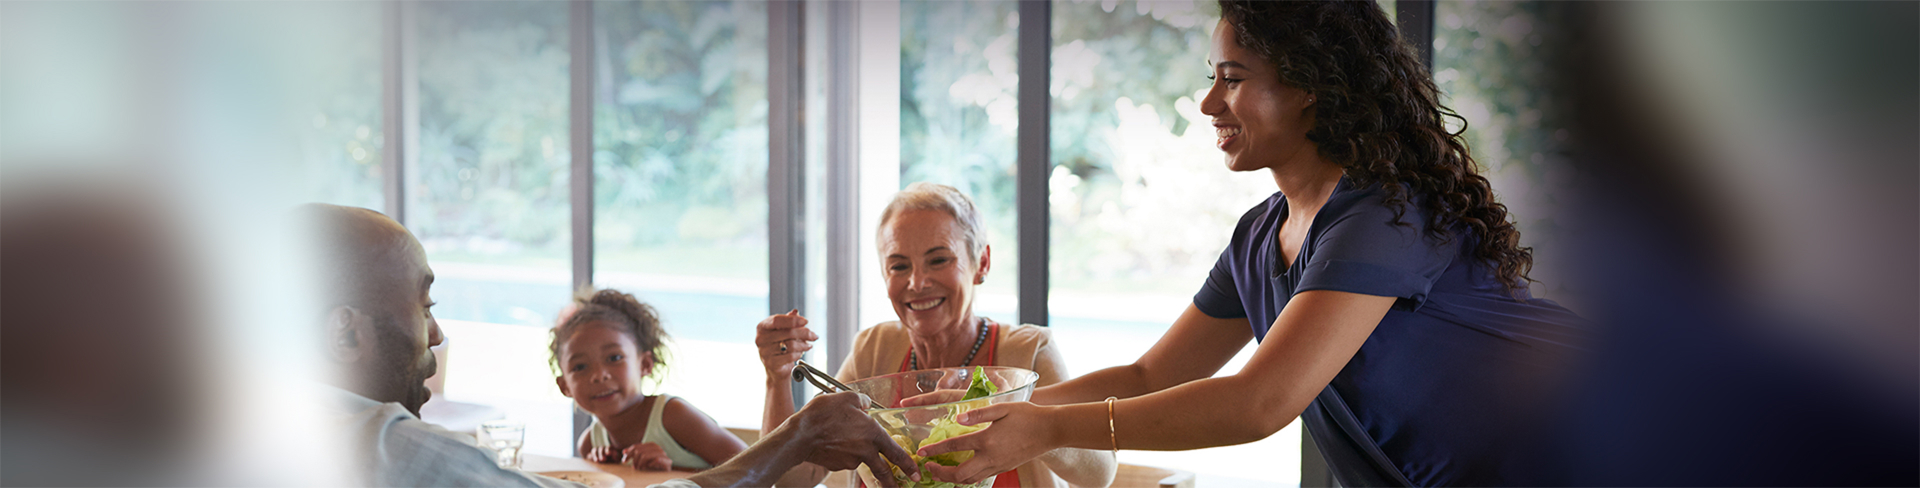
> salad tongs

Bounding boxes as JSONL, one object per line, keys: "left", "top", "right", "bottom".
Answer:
{"left": 792, "top": 359, "right": 888, "bottom": 410}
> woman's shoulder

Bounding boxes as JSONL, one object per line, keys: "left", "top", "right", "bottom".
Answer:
{"left": 1218, "top": 192, "right": 1287, "bottom": 255}
{"left": 1236, "top": 191, "right": 1286, "bottom": 229}
{"left": 997, "top": 321, "right": 1054, "bottom": 346}
{"left": 1325, "top": 178, "right": 1426, "bottom": 220}
{"left": 994, "top": 321, "right": 1057, "bottom": 364}
{"left": 1310, "top": 179, "right": 1448, "bottom": 242}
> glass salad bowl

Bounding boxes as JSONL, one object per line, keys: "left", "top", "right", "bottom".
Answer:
{"left": 840, "top": 366, "right": 1039, "bottom": 488}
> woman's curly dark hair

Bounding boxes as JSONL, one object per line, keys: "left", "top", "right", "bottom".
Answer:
{"left": 1220, "top": 0, "right": 1533, "bottom": 290}
{"left": 549, "top": 288, "right": 672, "bottom": 378}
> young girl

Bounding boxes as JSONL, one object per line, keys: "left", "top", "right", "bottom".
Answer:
{"left": 550, "top": 289, "right": 745, "bottom": 471}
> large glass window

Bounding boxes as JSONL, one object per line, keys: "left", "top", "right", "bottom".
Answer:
{"left": 1049, "top": 1, "right": 1298, "bottom": 484}
{"left": 1433, "top": 0, "right": 1575, "bottom": 302}
{"left": 592, "top": 0, "right": 769, "bottom": 429}
{"left": 899, "top": 1, "right": 1020, "bottom": 324}
{"left": 411, "top": 1, "right": 575, "bottom": 456}
{"left": 295, "top": 0, "right": 1432, "bottom": 474}
{"left": 288, "top": 2, "right": 384, "bottom": 211}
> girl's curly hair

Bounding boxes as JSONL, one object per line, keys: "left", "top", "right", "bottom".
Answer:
{"left": 1220, "top": 0, "right": 1533, "bottom": 290}
{"left": 548, "top": 288, "right": 671, "bottom": 378}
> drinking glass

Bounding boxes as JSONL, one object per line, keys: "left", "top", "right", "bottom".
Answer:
{"left": 477, "top": 420, "right": 526, "bottom": 469}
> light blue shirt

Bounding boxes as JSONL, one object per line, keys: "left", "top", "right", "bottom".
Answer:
{"left": 329, "top": 386, "right": 588, "bottom": 487}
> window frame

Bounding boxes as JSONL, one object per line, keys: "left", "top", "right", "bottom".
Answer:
{"left": 373, "top": 1, "right": 1435, "bottom": 480}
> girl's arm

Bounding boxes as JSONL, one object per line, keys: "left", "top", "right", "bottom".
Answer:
{"left": 920, "top": 291, "right": 1394, "bottom": 484}
{"left": 660, "top": 397, "right": 749, "bottom": 468}
{"left": 575, "top": 427, "right": 595, "bottom": 459}
{"left": 1029, "top": 304, "right": 1254, "bottom": 406}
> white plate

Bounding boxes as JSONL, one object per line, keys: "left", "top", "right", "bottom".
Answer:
{"left": 537, "top": 470, "right": 625, "bottom": 488}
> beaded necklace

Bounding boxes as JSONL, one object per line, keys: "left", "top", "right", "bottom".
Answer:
{"left": 908, "top": 317, "right": 989, "bottom": 371}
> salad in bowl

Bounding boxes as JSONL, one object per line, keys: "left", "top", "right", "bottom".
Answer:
{"left": 840, "top": 366, "right": 1039, "bottom": 488}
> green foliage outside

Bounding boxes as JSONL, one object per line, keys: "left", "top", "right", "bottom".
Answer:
{"left": 593, "top": 1, "right": 768, "bottom": 280}
{"left": 900, "top": 0, "right": 1023, "bottom": 289}
{"left": 391, "top": 1, "right": 769, "bottom": 280}
{"left": 296, "top": 0, "right": 1571, "bottom": 301}
{"left": 904, "top": 0, "right": 1275, "bottom": 296}
{"left": 411, "top": 1, "right": 572, "bottom": 263}
{"left": 1433, "top": 0, "right": 1577, "bottom": 300}
{"left": 290, "top": 2, "right": 384, "bottom": 211}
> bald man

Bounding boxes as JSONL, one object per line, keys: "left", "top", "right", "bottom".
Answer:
{"left": 309, "top": 204, "right": 443, "bottom": 418}
{"left": 303, "top": 204, "right": 918, "bottom": 487}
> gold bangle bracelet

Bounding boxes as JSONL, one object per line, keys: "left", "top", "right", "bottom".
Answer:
{"left": 1104, "top": 396, "right": 1119, "bottom": 454}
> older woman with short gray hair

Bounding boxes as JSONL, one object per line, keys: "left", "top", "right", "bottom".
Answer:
{"left": 752, "top": 182, "right": 1115, "bottom": 487}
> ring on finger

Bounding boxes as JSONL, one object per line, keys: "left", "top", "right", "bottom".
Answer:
{"left": 779, "top": 342, "right": 789, "bottom": 354}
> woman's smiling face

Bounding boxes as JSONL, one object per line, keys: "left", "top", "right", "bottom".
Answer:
{"left": 555, "top": 322, "right": 651, "bottom": 418}
{"left": 1201, "top": 18, "right": 1317, "bottom": 173}
{"left": 879, "top": 209, "right": 988, "bottom": 336}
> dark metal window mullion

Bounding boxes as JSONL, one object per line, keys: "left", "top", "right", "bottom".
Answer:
{"left": 381, "top": 0, "right": 414, "bottom": 225}
{"left": 567, "top": 0, "right": 595, "bottom": 446}
{"left": 569, "top": 0, "right": 594, "bottom": 294}
{"left": 822, "top": 0, "right": 861, "bottom": 374}
{"left": 768, "top": 0, "right": 810, "bottom": 408}
{"left": 1016, "top": 0, "right": 1050, "bottom": 328}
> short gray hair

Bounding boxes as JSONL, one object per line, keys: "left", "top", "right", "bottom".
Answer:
{"left": 876, "top": 182, "right": 987, "bottom": 262}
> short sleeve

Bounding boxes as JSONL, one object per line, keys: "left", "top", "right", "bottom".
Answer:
{"left": 1193, "top": 202, "right": 1268, "bottom": 319}
{"left": 1194, "top": 250, "right": 1248, "bottom": 318}
{"left": 1295, "top": 192, "right": 1458, "bottom": 308}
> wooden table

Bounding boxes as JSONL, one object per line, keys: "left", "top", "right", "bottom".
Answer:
{"left": 522, "top": 453, "right": 691, "bottom": 488}
{"left": 522, "top": 453, "right": 859, "bottom": 488}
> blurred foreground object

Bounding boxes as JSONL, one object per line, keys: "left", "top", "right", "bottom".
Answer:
{"left": 0, "top": 176, "right": 211, "bottom": 486}
{"left": 1544, "top": 2, "right": 1917, "bottom": 485}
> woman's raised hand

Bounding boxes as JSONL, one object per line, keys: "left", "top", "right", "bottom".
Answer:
{"left": 915, "top": 401, "right": 1062, "bottom": 486}
{"left": 755, "top": 310, "right": 817, "bottom": 382}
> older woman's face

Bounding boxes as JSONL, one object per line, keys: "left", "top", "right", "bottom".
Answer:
{"left": 878, "top": 209, "right": 989, "bottom": 334}
{"left": 1201, "top": 19, "right": 1317, "bottom": 173}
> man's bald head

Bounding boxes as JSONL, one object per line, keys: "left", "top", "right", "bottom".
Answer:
{"left": 298, "top": 204, "right": 442, "bottom": 415}
{"left": 300, "top": 204, "right": 419, "bottom": 309}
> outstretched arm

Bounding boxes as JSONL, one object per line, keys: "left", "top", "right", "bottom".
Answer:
{"left": 686, "top": 392, "right": 918, "bottom": 488}
{"left": 1023, "top": 329, "right": 1117, "bottom": 488}
{"left": 919, "top": 291, "right": 1394, "bottom": 484}
{"left": 1028, "top": 304, "right": 1254, "bottom": 407}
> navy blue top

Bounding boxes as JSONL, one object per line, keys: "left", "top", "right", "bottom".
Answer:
{"left": 1194, "top": 177, "right": 1583, "bottom": 486}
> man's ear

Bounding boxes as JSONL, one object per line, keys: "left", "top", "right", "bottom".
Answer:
{"left": 327, "top": 306, "right": 368, "bottom": 364}
{"left": 555, "top": 375, "right": 572, "bottom": 398}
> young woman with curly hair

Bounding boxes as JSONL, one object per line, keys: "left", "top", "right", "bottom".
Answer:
{"left": 915, "top": 2, "right": 1583, "bottom": 486}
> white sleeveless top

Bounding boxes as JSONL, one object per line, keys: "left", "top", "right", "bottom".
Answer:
{"left": 582, "top": 394, "right": 712, "bottom": 470}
